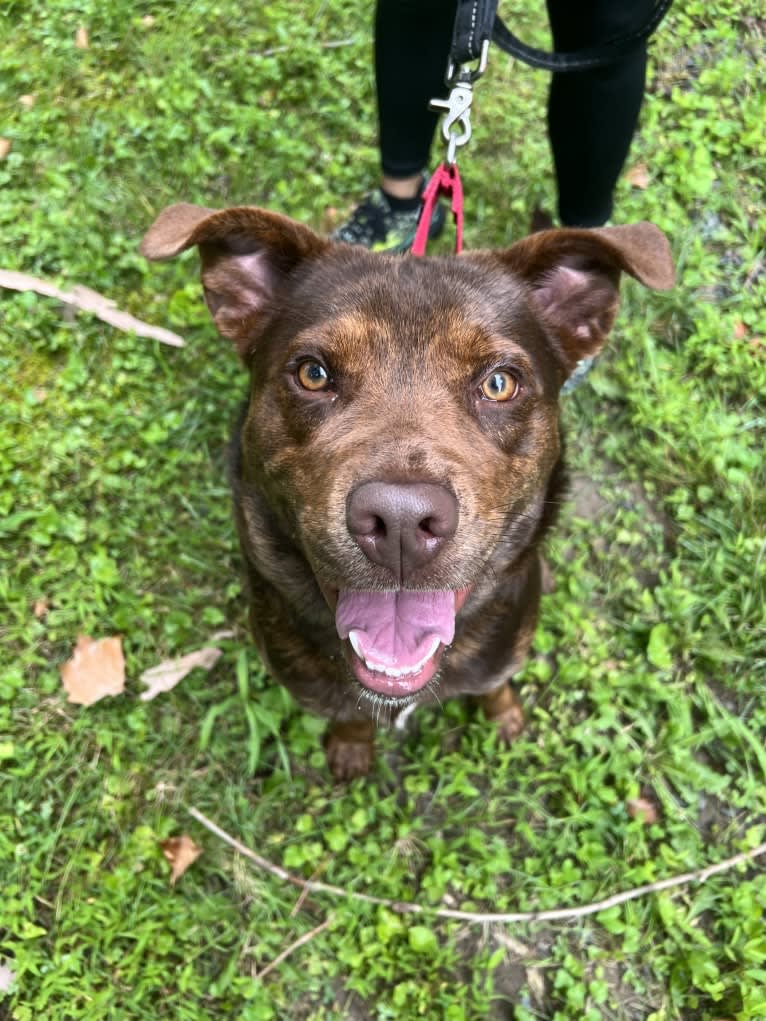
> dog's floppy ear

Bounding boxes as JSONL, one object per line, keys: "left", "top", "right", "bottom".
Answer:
{"left": 140, "top": 203, "right": 329, "bottom": 356}
{"left": 497, "top": 222, "right": 674, "bottom": 378}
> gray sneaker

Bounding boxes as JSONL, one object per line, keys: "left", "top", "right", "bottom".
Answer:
{"left": 332, "top": 183, "right": 446, "bottom": 253}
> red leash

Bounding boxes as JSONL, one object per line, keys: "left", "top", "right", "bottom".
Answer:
{"left": 411, "top": 162, "right": 464, "bottom": 256}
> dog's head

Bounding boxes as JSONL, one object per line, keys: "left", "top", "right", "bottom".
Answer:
{"left": 141, "top": 205, "right": 673, "bottom": 701}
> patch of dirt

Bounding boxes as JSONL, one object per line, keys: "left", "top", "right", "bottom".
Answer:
{"left": 566, "top": 471, "right": 671, "bottom": 534}
{"left": 558, "top": 469, "right": 676, "bottom": 588}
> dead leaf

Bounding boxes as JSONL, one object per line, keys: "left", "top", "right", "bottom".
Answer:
{"left": 139, "top": 645, "right": 224, "bottom": 701}
{"left": 626, "top": 796, "right": 659, "bottom": 825}
{"left": 0, "top": 959, "right": 15, "bottom": 994}
{"left": 0, "top": 270, "right": 185, "bottom": 347}
{"left": 60, "top": 635, "right": 125, "bottom": 705}
{"left": 0, "top": 139, "right": 11, "bottom": 160}
{"left": 526, "top": 966, "right": 545, "bottom": 1004}
{"left": 19, "top": 94, "right": 36, "bottom": 109}
{"left": 75, "top": 26, "right": 89, "bottom": 49}
{"left": 492, "top": 931, "right": 531, "bottom": 958}
{"left": 626, "top": 162, "right": 650, "bottom": 189}
{"left": 210, "top": 629, "right": 236, "bottom": 642}
{"left": 33, "top": 598, "right": 50, "bottom": 619}
{"left": 160, "top": 835, "right": 202, "bottom": 885}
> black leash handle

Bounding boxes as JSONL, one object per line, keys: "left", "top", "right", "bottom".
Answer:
{"left": 451, "top": 0, "right": 498, "bottom": 65}
{"left": 451, "top": 0, "right": 674, "bottom": 74}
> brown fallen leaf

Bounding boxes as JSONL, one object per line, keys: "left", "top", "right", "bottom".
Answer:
{"left": 75, "top": 26, "right": 89, "bottom": 49}
{"left": 626, "top": 796, "right": 659, "bottom": 825}
{"left": 0, "top": 139, "right": 11, "bottom": 160}
{"left": 60, "top": 635, "right": 125, "bottom": 706}
{"left": 160, "top": 835, "right": 203, "bottom": 885}
{"left": 626, "top": 162, "right": 650, "bottom": 190}
{"left": 139, "top": 644, "right": 224, "bottom": 701}
{"left": 0, "top": 270, "right": 185, "bottom": 347}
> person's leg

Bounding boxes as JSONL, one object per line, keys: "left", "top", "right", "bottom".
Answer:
{"left": 546, "top": 0, "right": 654, "bottom": 227}
{"left": 333, "top": 0, "right": 455, "bottom": 248}
{"left": 375, "top": 0, "right": 458, "bottom": 196}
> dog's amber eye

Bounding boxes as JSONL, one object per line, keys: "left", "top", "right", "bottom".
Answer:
{"left": 296, "top": 360, "right": 330, "bottom": 392}
{"left": 480, "top": 370, "right": 518, "bottom": 402}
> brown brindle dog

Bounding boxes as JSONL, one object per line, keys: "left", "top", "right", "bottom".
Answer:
{"left": 140, "top": 204, "right": 674, "bottom": 780}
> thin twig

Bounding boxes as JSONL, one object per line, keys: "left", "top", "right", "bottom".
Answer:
{"left": 0, "top": 269, "right": 185, "bottom": 347}
{"left": 254, "top": 37, "right": 357, "bottom": 58}
{"left": 290, "top": 860, "right": 328, "bottom": 918}
{"left": 256, "top": 916, "right": 333, "bottom": 981}
{"left": 188, "top": 806, "right": 766, "bottom": 925}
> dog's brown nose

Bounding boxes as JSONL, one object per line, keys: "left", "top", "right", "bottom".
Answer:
{"left": 346, "top": 482, "right": 459, "bottom": 582}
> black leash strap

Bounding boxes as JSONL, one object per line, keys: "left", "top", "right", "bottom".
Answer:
{"left": 451, "top": 0, "right": 674, "bottom": 74}
{"left": 451, "top": 0, "right": 498, "bottom": 65}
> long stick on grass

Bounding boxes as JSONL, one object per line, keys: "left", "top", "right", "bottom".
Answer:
{"left": 0, "top": 269, "right": 185, "bottom": 347}
{"left": 188, "top": 806, "right": 766, "bottom": 925}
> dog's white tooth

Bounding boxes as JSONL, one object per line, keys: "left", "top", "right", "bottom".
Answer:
{"left": 363, "top": 654, "right": 386, "bottom": 674}
{"left": 358, "top": 636, "right": 443, "bottom": 680}
{"left": 349, "top": 630, "right": 364, "bottom": 659}
{"left": 408, "top": 638, "right": 441, "bottom": 674}
{"left": 425, "top": 636, "right": 441, "bottom": 660}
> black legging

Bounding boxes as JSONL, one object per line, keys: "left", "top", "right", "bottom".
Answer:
{"left": 375, "top": 0, "right": 653, "bottom": 226}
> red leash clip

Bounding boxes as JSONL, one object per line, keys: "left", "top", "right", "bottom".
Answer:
{"left": 411, "top": 162, "right": 464, "bottom": 256}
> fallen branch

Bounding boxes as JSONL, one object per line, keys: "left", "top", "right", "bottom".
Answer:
{"left": 256, "top": 916, "right": 333, "bottom": 981}
{"left": 188, "top": 806, "right": 766, "bottom": 925}
{"left": 254, "top": 36, "right": 357, "bottom": 58}
{"left": 0, "top": 269, "right": 184, "bottom": 347}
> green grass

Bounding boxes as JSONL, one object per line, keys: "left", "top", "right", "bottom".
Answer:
{"left": 1, "top": 1, "right": 764, "bottom": 1018}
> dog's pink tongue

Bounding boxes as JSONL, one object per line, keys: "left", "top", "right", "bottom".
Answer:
{"left": 336, "top": 590, "right": 455, "bottom": 668}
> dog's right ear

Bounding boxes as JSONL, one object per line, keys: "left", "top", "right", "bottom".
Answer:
{"left": 140, "top": 203, "right": 329, "bottom": 356}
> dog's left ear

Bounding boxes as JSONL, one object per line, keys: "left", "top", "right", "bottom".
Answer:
{"left": 497, "top": 222, "right": 674, "bottom": 377}
{"left": 140, "top": 203, "right": 329, "bottom": 356}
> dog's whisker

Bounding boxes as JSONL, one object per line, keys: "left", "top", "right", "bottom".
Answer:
{"left": 428, "top": 682, "right": 444, "bottom": 712}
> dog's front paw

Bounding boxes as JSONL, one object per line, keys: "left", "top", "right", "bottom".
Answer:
{"left": 326, "top": 737, "right": 375, "bottom": 781}
{"left": 324, "top": 721, "right": 376, "bottom": 781}
{"left": 491, "top": 702, "right": 525, "bottom": 745}
{"left": 478, "top": 683, "right": 525, "bottom": 745}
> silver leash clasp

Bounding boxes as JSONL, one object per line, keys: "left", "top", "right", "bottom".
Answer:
{"left": 429, "top": 39, "right": 489, "bottom": 164}
{"left": 429, "top": 78, "right": 474, "bottom": 164}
